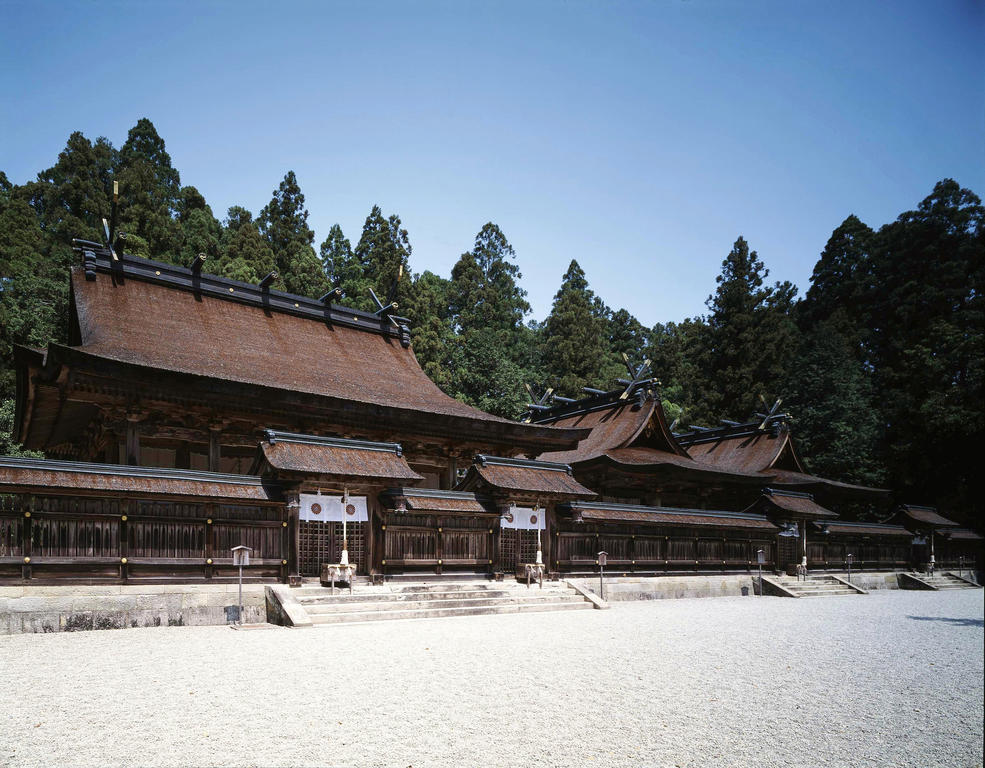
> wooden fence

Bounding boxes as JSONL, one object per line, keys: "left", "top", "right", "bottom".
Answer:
{"left": 555, "top": 527, "right": 776, "bottom": 573}
{"left": 0, "top": 493, "right": 287, "bottom": 584}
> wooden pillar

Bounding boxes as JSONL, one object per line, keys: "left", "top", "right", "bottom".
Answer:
{"left": 208, "top": 428, "right": 222, "bottom": 473}
{"left": 365, "top": 497, "right": 376, "bottom": 578}
{"left": 284, "top": 486, "right": 302, "bottom": 586}
{"left": 125, "top": 416, "right": 141, "bottom": 466}
{"left": 492, "top": 509, "right": 503, "bottom": 576}
{"left": 175, "top": 443, "right": 191, "bottom": 471}
{"left": 436, "top": 517, "right": 443, "bottom": 575}
{"left": 801, "top": 520, "right": 808, "bottom": 569}
{"left": 120, "top": 499, "right": 129, "bottom": 583}
{"left": 204, "top": 502, "right": 216, "bottom": 581}
{"left": 446, "top": 455, "right": 458, "bottom": 491}
{"left": 21, "top": 494, "right": 32, "bottom": 581}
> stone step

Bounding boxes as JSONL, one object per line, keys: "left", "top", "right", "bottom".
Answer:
{"left": 304, "top": 592, "right": 585, "bottom": 616}
{"left": 795, "top": 590, "right": 859, "bottom": 597}
{"left": 310, "top": 600, "right": 591, "bottom": 625}
{"left": 907, "top": 574, "right": 980, "bottom": 589}
{"left": 391, "top": 582, "right": 501, "bottom": 593}
{"left": 298, "top": 588, "right": 517, "bottom": 605}
{"left": 304, "top": 593, "right": 585, "bottom": 614}
{"left": 777, "top": 584, "right": 854, "bottom": 592}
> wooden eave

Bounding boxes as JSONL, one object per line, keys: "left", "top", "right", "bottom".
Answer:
{"left": 560, "top": 500, "right": 779, "bottom": 531}
{"left": 379, "top": 487, "right": 499, "bottom": 516}
{"left": 572, "top": 450, "right": 769, "bottom": 487}
{"left": 746, "top": 489, "right": 839, "bottom": 520}
{"left": 456, "top": 455, "right": 597, "bottom": 501}
{"left": 251, "top": 431, "right": 424, "bottom": 485}
{"left": 0, "top": 456, "right": 281, "bottom": 504}
{"left": 20, "top": 344, "right": 588, "bottom": 454}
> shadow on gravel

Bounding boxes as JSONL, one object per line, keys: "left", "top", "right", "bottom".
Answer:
{"left": 907, "top": 615, "right": 984, "bottom": 627}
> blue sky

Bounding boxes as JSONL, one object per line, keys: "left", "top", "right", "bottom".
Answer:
{"left": 1, "top": 1, "right": 982, "bottom": 325}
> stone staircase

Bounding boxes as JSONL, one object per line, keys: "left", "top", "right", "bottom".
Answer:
{"left": 770, "top": 574, "right": 863, "bottom": 598}
{"left": 905, "top": 572, "right": 982, "bottom": 590}
{"left": 276, "top": 580, "right": 595, "bottom": 626}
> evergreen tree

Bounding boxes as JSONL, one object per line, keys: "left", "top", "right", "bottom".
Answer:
{"left": 115, "top": 118, "right": 182, "bottom": 260}
{"left": 222, "top": 206, "right": 253, "bottom": 241}
{"left": 27, "top": 131, "right": 116, "bottom": 250}
{"left": 447, "top": 223, "right": 531, "bottom": 416}
{"left": 866, "top": 180, "right": 984, "bottom": 521}
{"left": 402, "top": 270, "right": 458, "bottom": 393}
{"left": 352, "top": 205, "right": 412, "bottom": 312}
{"left": 0, "top": 399, "right": 42, "bottom": 457}
{"left": 647, "top": 318, "right": 710, "bottom": 426}
{"left": 799, "top": 214, "right": 874, "bottom": 338}
{"left": 541, "top": 260, "right": 610, "bottom": 397}
{"left": 703, "top": 237, "right": 799, "bottom": 421}
{"left": 784, "top": 216, "right": 883, "bottom": 488}
{"left": 0, "top": 189, "right": 66, "bottom": 400}
{"left": 256, "top": 172, "right": 328, "bottom": 296}
{"left": 177, "top": 185, "right": 222, "bottom": 265}
{"left": 214, "top": 217, "right": 277, "bottom": 285}
{"left": 321, "top": 223, "right": 372, "bottom": 306}
{"left": 785, "top": 312, "right": 884, "bottom": 488}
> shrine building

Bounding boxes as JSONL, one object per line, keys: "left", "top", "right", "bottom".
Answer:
{"left": 0, "top": 243, "right": 981, "bottom": 589}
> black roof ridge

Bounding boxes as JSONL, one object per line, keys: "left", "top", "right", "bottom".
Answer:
{"left": 817, "top": 520, "right": 908, "bottom": 530}
{"left": 764, "top": 487, "right": 814, "bottom": 500}
{"left": 263, "top": 430, "right": 403, "bottom": 455}
{"left": 898, "top": 503, "right": 937, "bottom": 512}
{"left": 76, "top": 247, "right": 410, "bottom": 343}
{"left": 473, "top": 454, "right": 573, "bottom": 474}
{"left": 0, "top": 455, "right": 272, "bottom": 486}
{"left": 675, "top": 420, "right": 788, "bottom": 446}
{"left": 566, "top": 500, "right": 771, "bottom": 520}
{"left": 529, "top": 388, "right": 652, "bottom": 424}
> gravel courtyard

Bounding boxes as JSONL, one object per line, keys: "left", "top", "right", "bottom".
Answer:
{"left": 1, "top": 589, "right": 982, "bottom": 768}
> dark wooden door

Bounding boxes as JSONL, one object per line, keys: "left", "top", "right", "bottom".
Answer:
{"left": 299, "top": 520, "right": 366, "bottom": 576}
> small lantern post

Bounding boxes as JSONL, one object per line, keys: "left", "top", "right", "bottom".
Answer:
{"left": 597, "top": 550, "right": 608, "bottom": 601}
{"left": 340, "top": 488, "right": 350, "bottom": 567}
{"left": 231, "top": 545, "right": 253, "bottom": 625}
{"left": 756, "top": 548, "right": 765, "bottom": 596}
{"left": 846, "top": 552, "right": 854, "bottom": 585}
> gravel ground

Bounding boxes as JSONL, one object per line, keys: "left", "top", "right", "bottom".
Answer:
{"left": 1, "top": 589, "right": 982, "bottom": 768}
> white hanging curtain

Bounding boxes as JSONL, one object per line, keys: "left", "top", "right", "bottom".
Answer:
{"left": 500, "top": 505, "right": 545, "bottom": 530}
{"left": 299, "top": 494, "right": 369, "bottom": 522}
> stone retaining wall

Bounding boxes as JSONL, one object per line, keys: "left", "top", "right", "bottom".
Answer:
{"left": 571, "top": 574, "right": 761, "bottom": 601}
{"left": 571, "top": 572, "right": 913, "bottom": 601}
{"left": 0, "top": 584, "right": 267, "bottom": 634}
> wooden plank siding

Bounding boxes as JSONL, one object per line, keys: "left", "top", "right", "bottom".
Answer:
{"left": 381, "top": 512, "right": 494, "bottom": 576}
{"left": 805, "top": 536, "right": 912, "bottom": 571}
{"left": 0, "top": 493, "right": 287, "bottom": 584}
{"left": 554, "top": 525, "right": 777, "bottom": 574}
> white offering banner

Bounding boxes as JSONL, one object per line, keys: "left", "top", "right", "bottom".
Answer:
{"left": 299, "top": 494, "right": 368, "bottom": 522}
{"left": 500, "top": 505, "right": 545, "bottom": 530}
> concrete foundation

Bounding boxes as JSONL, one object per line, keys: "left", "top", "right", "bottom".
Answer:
{"left": 570, "top": 572, "right": 913, "bottom": 601}
{"left": 571, "top": 574, "right": 761, "bottom": 601}
{"left": 0, "top": 583, "right": 267, "bottom": 634}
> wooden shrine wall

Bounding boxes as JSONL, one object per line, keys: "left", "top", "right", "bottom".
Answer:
{"left": 554, "top": 523, "right": 777, "bottom": 574}
{"left": 805, "top": 537, "right": 911, "bottom": 571}
{"left": 0, "top": 493, "right": 287, "bottom": 584}
{"left": 381, "top": 512, "right": 494, "bottom": 575}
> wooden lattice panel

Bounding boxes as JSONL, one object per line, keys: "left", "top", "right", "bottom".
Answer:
{"left": 299, "top": 520, "right": 365, "bottom": 576}
{"left": 499, "top": 529, "right": 540, "bottom": 572}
